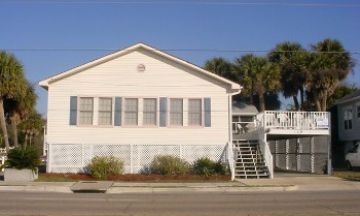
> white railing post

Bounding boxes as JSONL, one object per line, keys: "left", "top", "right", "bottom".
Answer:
{"left": 227, "top": 142, "right": 235, "bottom": 181}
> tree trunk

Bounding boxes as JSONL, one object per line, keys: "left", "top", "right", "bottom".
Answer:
{"left": 293, "top": 95, "right": 300, "bottom": 111}
{"left": 315, "top": 100, "right": 321, "bottom": 111}
{"left": 300, "top": 87, "right": 305, "bottom": 109}
{"left": 0, "top": 99, "right": 10, "bottom": 152}
{"left": 10, "top": 118, "right": 18, "bottom": 147}
{"left": 259, "top": 93, "right": 266, "bottom": 112}
{"left": 321, "top": 97, "right": 327, "bottom": 111}
{"left": 24, "top": 133, "right": 28, "bottom": 147}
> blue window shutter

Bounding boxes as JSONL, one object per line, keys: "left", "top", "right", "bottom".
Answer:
{"left": 204, "top": 98, "right": 211, "bottom": 127}
{"left": 160, "top": 97, "right": 167, "bottom": 127}
{"left": 69, "top": 96, "right": 77, "bottom": 125}
{"left": 114, "top": 97, "right": 122, "bottom": 126}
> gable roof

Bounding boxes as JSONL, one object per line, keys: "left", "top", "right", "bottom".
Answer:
{"left": 335, "top": 89, "right": 360, "bottom": 105}
{"left": 39, "top": 43, "right": 241, "bottom": 91}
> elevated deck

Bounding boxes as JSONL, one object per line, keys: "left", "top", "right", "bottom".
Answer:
{"left": 233, "top": 111, "right": 330, "bottom": 136}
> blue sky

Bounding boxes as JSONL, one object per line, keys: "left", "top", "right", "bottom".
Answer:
{"left": 0, "top": 0, "right": 359, "bottom": 115}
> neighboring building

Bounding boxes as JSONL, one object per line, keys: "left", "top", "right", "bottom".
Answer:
{"left": 332, "top": 90, "right": 360, "bottom": 166}
{"left": 39, "top": 43, "right": 241, "bottom": 174}
{"left": 232, "top": 102, "right": 258, "bottom": 136}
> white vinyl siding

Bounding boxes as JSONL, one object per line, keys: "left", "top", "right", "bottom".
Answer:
{"left": 98, "top": 98, "right": 112, "bottom": 125}
{"left": 45, "top": 50, "right": 230, "bottom": 146}
{"left": 188, "top": 99, "right": 202, "bottom": 126}
{"left": 124, "top": 98, "right": 138, "bottom": 126}
{"left": 170, "top": 99, "right": 183, "bottom": 126}
{"left": 79, "top": 97, "right": 94, "bottom": 125}
{"left": 143, "top": 98, "right": 157, "bottom": 126}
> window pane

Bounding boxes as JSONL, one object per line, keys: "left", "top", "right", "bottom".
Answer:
{"left": 143, "top": 99, "right": 157, "bottom": 125}
{"left": 79, "top": 98, "right": 93, "bottom": 125}
{"left": 98, "top": 98, "right": 112, "bottom": 125}
{"left": 188, "top": 99, "right": 202, "bottom": 126}
{"left": 170, "top": 99, "right": 183, "bottom": 126}
{"left": 125, "top": 98, "right": 138, "bottom": 125}
{"left": 358, "top": 106, "right": 360, "bottom": 118}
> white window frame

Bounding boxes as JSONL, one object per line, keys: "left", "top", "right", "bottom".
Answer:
{"left": 124, "top": 98, "right": 139, "bottom": 126}
{"left": 344, "top": 107, "right": 353, "bottom": 130}
{"left": 78, "top": 97, "right": 94, "bottom": 126}
{"left": 169, "top": 98, "right": 183, "bottom": 126}
{"left": 98, "top": 97, "right": 113, "bottom": 126}
{"left": 143, "top": 98, "right": 157, "bottom": 126}
{"left": 188, "top": 98, "right": 203, "bottom": 126}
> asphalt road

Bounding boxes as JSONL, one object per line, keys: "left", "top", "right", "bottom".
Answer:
{"left": 1, "top": 190, "right": 360, "bottom": 216}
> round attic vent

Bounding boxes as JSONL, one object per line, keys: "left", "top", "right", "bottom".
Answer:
{"left": 137, "top": 64, "right": 146, "bottom": 72}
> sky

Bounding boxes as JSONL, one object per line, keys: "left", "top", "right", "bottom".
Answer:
{"left": 0, "top": 0, "right": 359, "bottom": 116}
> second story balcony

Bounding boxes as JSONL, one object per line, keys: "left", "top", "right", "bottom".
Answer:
{"left": 233, "top": 110, "right": 330, "bottom": 136}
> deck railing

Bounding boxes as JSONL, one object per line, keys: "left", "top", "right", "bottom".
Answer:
{"left": 258, "top": 111, "right": 330, "bottom": 130}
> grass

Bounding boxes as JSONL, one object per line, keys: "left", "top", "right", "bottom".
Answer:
{"left": 333, "top": 170, "right": 360, "bottom": 181}
{"left": 36, "top": 173, "right": 231, "bottom": 182}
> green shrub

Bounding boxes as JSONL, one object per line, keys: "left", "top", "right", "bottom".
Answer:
{"left": 87, "top": 156, "right": 124, "bottom": 179}
{"left": 5, "top": 146, "right": 41, "bottom": 171}
{"left": 150, "top": 155, "right": 190, "bottom": 176}
{"left": 192, "top": 157, "right": 226, "bottom": 177}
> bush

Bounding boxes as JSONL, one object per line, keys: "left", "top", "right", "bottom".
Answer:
{"left": 149, "top": 155, "right": 190, "bottom": 176}
{"left": 192, "top": 157, "right": 226, "bottom": 177}
{"left": 87, "top": 156, "right": 124, "bottom": 179}
{"left": 6, "top": 146, "right": 41, "bottom": 171}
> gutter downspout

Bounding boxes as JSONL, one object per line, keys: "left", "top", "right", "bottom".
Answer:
{"left": 228, "top": 89, "right": 242, "bottom": 181}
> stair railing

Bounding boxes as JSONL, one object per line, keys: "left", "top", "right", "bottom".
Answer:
{"left": 258, "top": 129, "right": 274, "bottom": 178}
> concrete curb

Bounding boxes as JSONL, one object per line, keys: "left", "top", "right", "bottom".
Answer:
{"left": 0, "top": 182, "right": 297, "bottom": 193}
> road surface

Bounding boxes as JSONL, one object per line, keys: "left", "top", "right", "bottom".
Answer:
{"left": 1, "top": 190, "right": 359, "bottom": 216}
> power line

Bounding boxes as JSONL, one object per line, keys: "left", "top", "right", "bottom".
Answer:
{"left": 2, "top": 48, "right": 360, "bottom": 55}
{"left": 1, "top": 0, "right": 360, "bottom": 7}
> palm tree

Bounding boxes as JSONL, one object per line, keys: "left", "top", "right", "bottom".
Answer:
{"left": 204, "top": 57, "right": 237, "bottom": 81}
{"left": 0, "top": 51, "right": 27, "bottom": 152}
{"left": 234, "top": 54, "right": 281, "bottom": 111}
{"left": 268, "top": 42, "right": 309, "bottom": 110}
{"left": 19, "top": 112, "right": 44, "bottom": 147}
{"left": 308, "top": 39, "right": 354, "bottom": 111}
{"left": 5, "top": 82, "right": 37, "bottom": 147}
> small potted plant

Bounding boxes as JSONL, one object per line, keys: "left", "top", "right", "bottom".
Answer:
{"left": 4, "top": 146, "right": 40, "bottom": 182}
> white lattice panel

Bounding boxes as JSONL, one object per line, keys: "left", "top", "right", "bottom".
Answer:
{"left": 48, "top": 143, "right": 227, "bottom": 174}
{"left": 51, "top": 144, "right": 82, "bottom": 167}
{"left": 181, "top": 145, "right": 225, "bottom": 163}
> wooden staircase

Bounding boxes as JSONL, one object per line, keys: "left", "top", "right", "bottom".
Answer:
{"left": 233, "top": 139, "right": 270, "bottom": 179}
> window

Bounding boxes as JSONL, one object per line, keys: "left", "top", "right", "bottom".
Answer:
{"left": 124, "top": 98, "right": 138, "bottom": 125}
{"left": 143, "top": 98, "right": 157, "bottom": 126}
{"left": 98, "top": 98, "right": 112, "bottom": 125}
{"left": 188, "top": 99, "right": 202, "bottom": 126}
{"left": 79, "top": 97, "right": 94, "bottom": 125}
{"left": 170, "top": 99, "right": 183, "bottom": 126}
{"left": 357, "top": 104, "right": 360, "bottom": 118}
{"left": 344, "top": 108, "right": 353, "bottom": 130}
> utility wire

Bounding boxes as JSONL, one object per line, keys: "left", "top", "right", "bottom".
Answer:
{"left": 1, "top": 0, "right": 360, "bottom": 7}
{"left": 2, "top": 48, "right": 360, "bottom": 55}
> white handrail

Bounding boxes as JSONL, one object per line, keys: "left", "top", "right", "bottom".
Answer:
{"left": 258, "top": 129, "right": 274, "bottom": 178}
{"left": 261, "top": 111, "right": 330, "bottom": 130}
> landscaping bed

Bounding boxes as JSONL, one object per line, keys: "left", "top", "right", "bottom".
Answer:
{"left": 37, "top": 173, "right": 231, "bottom": 182}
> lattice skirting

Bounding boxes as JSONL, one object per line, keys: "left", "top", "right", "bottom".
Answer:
{"left": 47, "top": 143, "right": 229, "bottom": 173}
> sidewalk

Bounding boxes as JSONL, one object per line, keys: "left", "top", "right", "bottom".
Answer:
{"left": 0, "top": 176, "right": 359, "bottom": 193}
